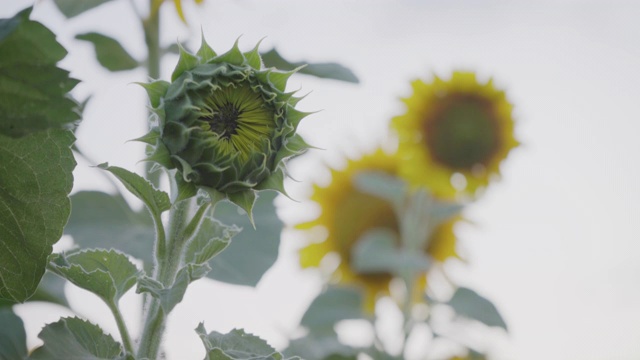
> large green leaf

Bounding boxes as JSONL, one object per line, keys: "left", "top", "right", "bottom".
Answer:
{"left": 48, "top": 249, "right": 141, "bottom": 305}
{"left": 261, "top": 48, "right": 359, "bottom": 84}
{"left": 52, "top": 0, "right": 115, "bottom": 18}
{"left": 196, "top": 325, "right": 301, "bottom": 360}
{"left": 29, "top": 317, "right": 126, "bottom": 360}
{"left": 447, "top": 287, "right": 508, "bottom": 331}
{"left": 0, "top": 307, "right": 27, "bottom": 360}
{"left": 0, "top": 271, "right": 69, "bottom": 309}
{"left": 64, "top": 191, "right": 156, "bottom": 264}
{"left": 208, "top": 191, "right": 283, "bottom": 286}
{"left": 0, "top": 130, "right": 75, "bottom": 303}
{"left": 0, "top": 7, "right": 80, "bottom": 138}
{"left": 76, "top": 32, "right": 139, "bottom": 72}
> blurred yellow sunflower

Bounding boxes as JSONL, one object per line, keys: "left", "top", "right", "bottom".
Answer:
{"left": 392, "top": 71, "right": 518, "bottom": 199}
{"left": 297, "top": 149, "right": 459, "bottom": 311}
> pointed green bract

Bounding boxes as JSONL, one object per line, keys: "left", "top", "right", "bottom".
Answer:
{"left": 140, "top": 36, "right": 312, "bottom": 218}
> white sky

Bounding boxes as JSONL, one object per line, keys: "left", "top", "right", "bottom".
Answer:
{"left": 5, "top": 0, "right": 640, "bottom": 359}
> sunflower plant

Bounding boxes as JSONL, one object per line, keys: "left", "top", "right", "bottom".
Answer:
{"left": 288, "top": 71, "right": 518, "bottom": 359}
{"left": 0, "top": 1, "right": 358, "bottom": 359}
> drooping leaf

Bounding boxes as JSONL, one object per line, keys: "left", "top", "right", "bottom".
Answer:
{"left": 196, "top": 325, "right": 301, "bottom": 360}
{"left": 137, "top": 263, "right": 209, "bottom": 314}
{"left": 0, "top": 130, "right": 75, "bottom": 303}
{"left": 184, "top": 216, "right": 239, "bottom": 265}
{"left": 448, "top": 287, "right": 508, "bottom": 331}
{"left": 0, "top": 307, "right": 27, "bottom": 360}
{"left": 76, "top": 32, "right": 139, "bottom": 72}
{"left": 97, "top": 164, "right": 171, "bottom": 220}
{"left": 64, "top": 191, "right": 155, "bottom": 266}
{"left": 52, "top": 0, "right": 115, "bottom": 18}
{"left": 208, "top": 191, "right": 283, "bottom": 286}
{"left": 301, "top": 286, "right": 366, "bottom": 334}
{"left": 261, "top": 48, "right": 359, "bottom": 83}
{"left": 29, "top": 317, "right": 125, "bottom": 360}
{"left": 351, "top": 229, "right": 430, "bottom": 275}
{"left": 0, "top": 7, "right": 80, "bottom": 138}
{"left": 48, "top": 249, "right": 141, "bottom": 305}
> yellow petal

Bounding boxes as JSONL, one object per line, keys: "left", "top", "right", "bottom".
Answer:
{"left": 173, "top": 0, "right": 186, "bottom": 23}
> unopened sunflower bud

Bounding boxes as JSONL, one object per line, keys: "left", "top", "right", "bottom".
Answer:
{"left": 138, "top": 37, "right": 311, "bottom": 217}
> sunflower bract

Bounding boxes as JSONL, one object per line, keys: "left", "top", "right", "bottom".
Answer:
{"left": 139, "top": 37, "right": 311, "bottom": 214}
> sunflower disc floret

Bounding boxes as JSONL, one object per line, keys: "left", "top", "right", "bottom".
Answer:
{"left": 139, "top": 37, "right": 311, "bottom": 215}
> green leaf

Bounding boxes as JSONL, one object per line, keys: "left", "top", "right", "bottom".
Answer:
{"left": 48, "top": 249, "right": 140, "bottom": 304}
{"left": 208, "top": 191, "right": 283, "bottom": 286}
{"left": 64, "top": 191, "right": 155, "bottom": 266}
{"left": 0, "top": 7, "right": 80, "bottom": 138}
{"left": 261, "top": 48, "right": 359, "bottom": 83}
{"left": 351, "top": 229, "right": 430, "bottom": 275}
{"left": 76, "top": 32, "right": 139, "bottom": 72}
{"left": 184, "top": 216, "right": 239, "bottom": 265}
{"left": 301, "top": 286, "right": 366, "bottom": 334}
{"left": 29, "top": 317, "right": 125, "bottom": 359}
{"left": 137, "top": 263, "right": 209, "bottom": 314}
{"left": 0, "top": 307, "right": 27, "bottom": 360}
{"left": 97, "top": 163, "right": 171, "bottom": 220}
{"left": 52, "top": 0, "right": 114, "bottom": 18}
{"left": 353, "top": 171, "right": 405, "bottom": 213}
{"left": 196, "top": 325, "right": 301, "bottom": 360}
{"left": 448, "top": 287, "right": 508, "bottom": 331}
{"left": 0, "top": 129, "right": 75, "bottom": 303}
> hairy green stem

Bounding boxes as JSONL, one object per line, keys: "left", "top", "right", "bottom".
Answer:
{"left": 108, "top": 301, "right": 135, "bottom": 355}
{"left": 137, "top": 198, "right": 210, "bottom": 359}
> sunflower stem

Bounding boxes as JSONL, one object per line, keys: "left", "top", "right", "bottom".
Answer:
{"left": 142, "top": 0, "right": 162, "bottom": 187}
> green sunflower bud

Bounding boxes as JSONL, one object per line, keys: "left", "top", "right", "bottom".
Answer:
{"left": 138, "top": 37, "right": 312, "bottom": 218}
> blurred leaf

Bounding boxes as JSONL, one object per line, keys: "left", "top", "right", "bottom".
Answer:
{"left": 207, "top": 191, "right": 283, "bottom": 286}
{"left": 196, "top": 325, "right": 301, "bottom": 360}
{"left": 353, "top": 171, "right": 405, "bottom": 213}
{"left": 284, "top": 334, "right": 358, "bottom": 360}
{"left": 261, "top": 48, "right": 359, "bottom": 83}
{"left": 0, "top": 7, "right": 80, "bottom": 138}
{"left": 448, "top": 287, "right": 508, "bottom": 331}
{"left": 97, "top": 164, "right": 170, "bottom": 219}
{"left": 301, "top": 286, "right": 366, "bottom": 334}
{"left": 29, "top": 317, "right": 125, "bottom": 359}
{"left": 351, "top": 229, "right": 430, "bottom": 275}
{"left": 48, "top": 249, "right": 141, "bottom": 305}
{"left": 76, "top": 32, "right": 139, "bottom": 72}
{"left": 0, "top": 130, "right": 76, "bottom": 303}
{"left": 67, "top": 190, "right": 279, "bottom": 288}
{"left": 53, "top": 0, "right": 115, "bottom": 18}
{"left": 0, "top": 307, "right": 27, "bottom": 360}
{"left": 64, "top": 191, "right": 156, "bottom": 265}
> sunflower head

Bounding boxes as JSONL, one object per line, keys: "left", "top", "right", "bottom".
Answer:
{"left": 392, "top": 71, "right": 518, "bottom": 199}
{"left": 138, "top": 37, "right": 310, "bottom": 215}
{"left": 297, "top": 149, "right": 460, "bottom": 311}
